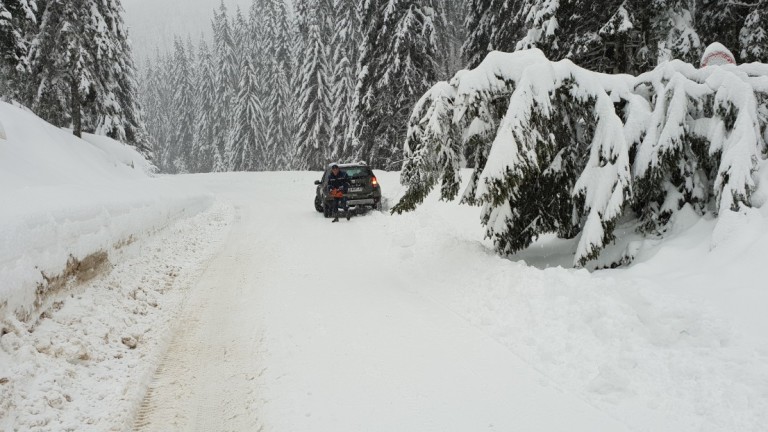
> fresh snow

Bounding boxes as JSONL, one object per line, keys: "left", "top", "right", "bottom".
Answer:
{"left": 2, "top": 104, "right": 768, "bottom": 431}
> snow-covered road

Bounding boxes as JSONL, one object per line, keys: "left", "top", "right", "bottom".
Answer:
{"left": 132, "top": 173, "right": 630, "bottom": 431}
{"left": 4, "top": 171, "right": 766, "bottom": 431}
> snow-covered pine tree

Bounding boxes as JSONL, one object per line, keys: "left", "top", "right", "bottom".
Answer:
{"left": 633, "top": 58, "right": 766, "bottom": 231}
{"left": 652, "top": 0, "right": 702, "bottom": 64}
{"left": 232, "top": 5, "right": 248, "bottom": 79}
{"left": 392, "top": 80, "right": 460, "bottom": 214}
{"left": 515, "top": 0, "right": 561, "bottom": 54}
{"left": 264, "top": 0, "right": 298, "bottom": 170}
{"left": 212, "top": 2, "right": 239, "bottom": 171}
{"left": 165, "top": 37, "right": 196, "bottom": 173}
{"left": 352, "top": 0, "right": 441, "bottom": 169}
{"left": 435, "top": 0, "right": 467, "bottom": 78}
{"left": 193, "top": 37, "right": 218, "bottom": 173}
{"left": 394, "top": 48, "right": 768, "bottom": 267}
{"left": 295, "top": 3, "right": 331, "bottom": 170}
{"left": 28, "top": 0, "right": 149, "bottom": 154}
{"left": 248, "top": 0, "right": 276, "bottom": 169}
{"left": 92, "top": 0, "right": 151, "bottom": 156}
{"left": 474, "top": 57, "right": 634, "bottom": 266}
{"left": 462, "top": 0, "right": 524, "bottom": 69}
{"left": 696, "top": 0, "right": 768, "bottom": 63}
{"left": 697, "top": 0, "right": 748, "bottom": 54}
{"left": 0, "top": 0, "right": 36, "bottom": 101}
{"left": 228, "top": 56, "right": 266, "bottom": 171}
{"left": 328, "top": 0, "right": 359, "bottom": 162}
{"left": 30, "top": 0, "right": 101, "bottom": 137}
{"left": 739, "top": 0, "right": 768, "bottom": 63}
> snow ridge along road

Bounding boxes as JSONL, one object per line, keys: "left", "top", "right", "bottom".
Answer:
{"left": 133, "top": 173, "right": 629, "bottom": 432}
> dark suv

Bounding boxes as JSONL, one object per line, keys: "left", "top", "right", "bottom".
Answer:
{"left": 314, "top": 163, "right": 382, "bottom": 217}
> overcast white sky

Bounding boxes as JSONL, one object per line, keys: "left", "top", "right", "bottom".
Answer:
{"left": 123, "top": 0, "right": 253, "bottom": 61}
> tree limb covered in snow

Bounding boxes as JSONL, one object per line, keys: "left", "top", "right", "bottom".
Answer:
{"left": 396, "top": 49, "right": 768, "bottom": 267}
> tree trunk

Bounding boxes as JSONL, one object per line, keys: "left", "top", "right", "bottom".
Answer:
{"left": 71, "top": 77, "right": 82, "bottom": 138}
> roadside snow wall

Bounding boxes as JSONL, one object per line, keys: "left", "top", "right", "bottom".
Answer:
{"left": 0, "top": 102, "right": 213, "bottom": 320}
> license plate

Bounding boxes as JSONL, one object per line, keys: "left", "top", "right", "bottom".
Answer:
{"left": 349, "top": 187, "right": 363, "bottom": 193}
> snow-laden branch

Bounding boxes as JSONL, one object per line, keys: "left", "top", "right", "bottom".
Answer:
{"left": 396, "top": 49, "right": 768, "bottom": 267}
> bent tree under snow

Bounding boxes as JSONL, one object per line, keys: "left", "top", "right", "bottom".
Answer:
{"left": 394, "top": 49, "right": 768, "bottom": 267}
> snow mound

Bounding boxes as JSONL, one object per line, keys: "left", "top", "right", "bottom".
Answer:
{"left": 0, "top": 102, "right": 212, "bottom": 320}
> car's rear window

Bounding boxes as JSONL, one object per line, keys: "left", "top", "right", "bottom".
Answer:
{"left": 342, "top": 167, "right": 371, "bottom": 178}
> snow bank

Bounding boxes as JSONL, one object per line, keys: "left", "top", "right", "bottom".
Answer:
{"left": 0, "top": 102, "right": 213, "bottom": 320}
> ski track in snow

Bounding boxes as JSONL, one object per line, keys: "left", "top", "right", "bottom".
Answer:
{"left": 2, "top": 172, "right": 768, "bottom": 431}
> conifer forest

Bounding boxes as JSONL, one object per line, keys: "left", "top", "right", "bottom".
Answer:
{"left": 1, "top": 0, "right": 767, "bottom": 177}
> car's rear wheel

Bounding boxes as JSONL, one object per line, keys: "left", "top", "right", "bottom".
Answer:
{"left": 314, "top": 195, "right": 324, "bottom": 213}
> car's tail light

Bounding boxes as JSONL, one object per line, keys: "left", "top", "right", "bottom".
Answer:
{"left": 372, "top": 177, "right": 379, "bottom": 188}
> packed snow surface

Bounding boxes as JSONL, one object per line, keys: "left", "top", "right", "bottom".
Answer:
{"left": 3, "top": 168, "right": 767, "bottom": 431}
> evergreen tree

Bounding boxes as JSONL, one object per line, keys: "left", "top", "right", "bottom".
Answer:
{"left": 740, "top": 0, "right": 768, "bottom": 62}
{"left": 93, "top": 0, "right": 150, "bottom": 155}
{"left": 193, "top": 37, "right": 218, "bottom": 173}
{"left": 0, "top": 0, "right": 37, "bottom": 101}
{"left": 328, "top": 0, "right": 359, "bottom": 162}
{"left": 353, "top": 0, "right": 441, "bottom": 169}
{"left": 140, "top": 55, "right": 163, "bottom": 161}
{"left": 697, "top": 0, "right": 748, "bottom": 54}
{"left": 165, "top": 37, "right": 196, "bottom": 173}
{"left": 30, "top": 0, "right": 102, "bottom": 137}
{"left": 28, "top": 0, "right": 149, "bottom": 155}
{"left": 436, "top": 0, "right": 467, "bottom": 78}
{"left": 264, "top": 0, "right": 298, "bottom": 169}
{"left": 212, "top": 2, "right": 239, "bottom": 171}
{"left": 296, "top": 13, "right": 331, "bottom": 170}
{"left": 228, "top": 56, "right": 266, "bottom": 171}
{"left": 462, "top": 0, "right": 523, "bottom": 69}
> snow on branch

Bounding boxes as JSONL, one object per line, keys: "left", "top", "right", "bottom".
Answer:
{"left": 396, "top": 49, "right": 768, "bottom": 267}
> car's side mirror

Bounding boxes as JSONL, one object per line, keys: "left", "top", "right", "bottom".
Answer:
{"left": 314, "top": 180, "right": 321, "bottom": 185}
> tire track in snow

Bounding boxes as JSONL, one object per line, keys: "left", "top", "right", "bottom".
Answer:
{"left": 133, "top": 206, "right": 269, "bottom": 432}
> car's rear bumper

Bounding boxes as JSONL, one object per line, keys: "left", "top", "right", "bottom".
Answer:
{"left": 347, "top": 198, "right": 375, "bottom": 206}
{"left": 325, "top": 196, "right": 378, "bottom": 206}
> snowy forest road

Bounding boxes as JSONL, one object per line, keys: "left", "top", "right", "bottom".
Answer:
{"left": 131, "top": 172, "right": 629, "bottom": 432}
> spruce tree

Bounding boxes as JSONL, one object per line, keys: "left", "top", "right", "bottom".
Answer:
{"left": 740, "top": 0, "right": 768, "bottom": 62}
{"left": 264, "top": 0, "right": 298, "bottom": 169}
{"left": 0, "top": 0, "right": 37, "bottom": 101}
{"left": 30, "top": 0, "right": 101, "bottom": 137}
{"left": 296, "top": 4, "right": 332, "bottom": 170}
{"left": 328, "top": 0, "right": 359, "bottom": 162}
{"left": 93, "top": 0, "right": 150, "bottom": 155}
{"left": 353, "top": 0, "right": 440, "bottom": 169}
{"left": 28, "top": 0, "right": 149, "bottom": 154}
{"left": 140, "top": 55, "right": 162, "bottom": 162}
{"left": 212, "top": 2, "right": 239, "bottom": 171}
{"left": 166, "top": 37, "right": 196, "bottom": 173}
{"left": 193, "top": 37, "right": 218, "bottom": 173}
{"left": 462, "top": 0, "right": 524, "bottom": 69}
{"left": 228, "top": 56, "right": 265, "bottom": 171}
